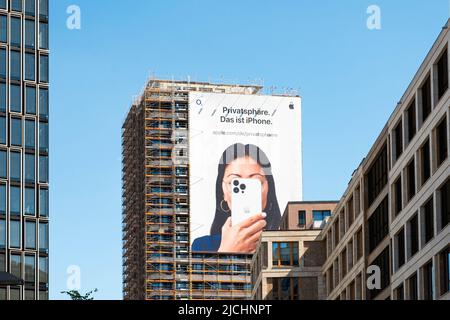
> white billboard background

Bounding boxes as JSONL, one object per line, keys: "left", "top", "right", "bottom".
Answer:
{"left": 189, "top": 92, "right": 303, "bottom": 248}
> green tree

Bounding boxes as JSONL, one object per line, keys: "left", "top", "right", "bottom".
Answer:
{"left": 61, "top": 288, "right": 98, "bottom": 301}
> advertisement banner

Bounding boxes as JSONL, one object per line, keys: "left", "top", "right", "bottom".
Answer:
{"left": 189, "top": 92, "right": 303, "bottom": 253}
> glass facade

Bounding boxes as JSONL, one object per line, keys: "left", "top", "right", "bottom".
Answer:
{"left": 0, "top": 1, "right": 49, "bottom": 300}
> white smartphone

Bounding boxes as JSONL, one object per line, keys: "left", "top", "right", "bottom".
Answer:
{"left": 231, "top": 178, "right": 262, "bottom": 226}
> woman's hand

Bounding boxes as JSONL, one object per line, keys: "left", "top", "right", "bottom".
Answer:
{"left": 218, "top": 212, "right": 267, "bottom": 253}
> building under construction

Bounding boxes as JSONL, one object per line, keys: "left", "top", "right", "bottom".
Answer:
{"left": 122, "top": 79, "right": 261, "bottom": 300}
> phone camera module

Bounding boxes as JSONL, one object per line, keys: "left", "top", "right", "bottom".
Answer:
{"left": 240, "top": 184, "right": 246, "bottom": 190}
{"left": 233, "top": 180, "right": 239, "bottom": 187}
{"left": 233, "top": 187, "right": 240, "bottom": 194}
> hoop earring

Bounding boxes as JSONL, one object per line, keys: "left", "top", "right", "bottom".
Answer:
{"left": 220, "top": 200, "right": 231, "bottom": 213}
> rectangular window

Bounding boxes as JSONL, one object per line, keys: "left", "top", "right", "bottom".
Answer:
{"left": 39, "top": 21, "right": 48, "bottom": 50}
{"left": 25, "top": 19, "right": 35, "bottom": 49}
{"left": 313, "top": 210, "right": 331, "bottom": 222}
{"left": 406, "top": 100, "right": 417, "bottom": 144}
{"left": 39, "top": 256, "right": 48, "bottom": 284}
{"left": 0, "top": 49, "right": 5, "bottom": 80}
{"left": 0, "top": 82, "right": 5, "bottom": 111}
{"left": 423, "top": 197, "right": 434, "bottom": 245}
{"left": 395, "top": 284, "right": 404, "bottom": 300}
{"left": 25, "top": 52, "right": 35, "bottom": 81}
{"left": 25, "top": 120, "right": 35, "bottom": 149}
{"left": 348, "top": 196, "right": 354, "bottom": 227}
{"left": 25, "top": 220, "right": 36, "bottom": 249}
{"left": 408, "top": 273, "right": 418, "bottom": 300}
{"left": 10, "top": 16, "right": 21, "bottom": 47}
{"left": 437, "top": 49, "right": 448, "bottom": 100}
{"left": 298, "top": 210, "right": 306, "bottom": 228}
{"left": 26, "top": 86, "right": 36, "bottom": 115}
{"left": 0, "top": 116, "right": 6, "bottom": 145}
{"left": 407, "top": 159, "right": 416, "bottom": 202}
{"left": 367, "top": 246, "right": 390, "bottom": 299}
{"left": 272, "top": 242, "right": 299, "bottom": 267}
{"left": 421, "top": 139, "right": 431, "bottom": 185}
{"left": 10, "top": 84, "right": 21, "bottom": 113}
{"left": 10, "top": 151, "right": 21, "bottom": 182}
{"left": 396, "top": 228, "right": 405, "bottom": 269}
{"left": 25, "top": 0, "right": 35, "bottom": 16}
{"left": 0, "top": 150, "right": 5, "bottom": 178}
{"left": 39, "top": 188, "right": 48, "bottom": 217}
{"left": 409, "top": 214, "right": 419, "bottom": 258}
{"left": 368, "top": 197, "right": 388, "bottom": 253}
{"left": 394, "top": 177, "right": 402, "bottom": 216}
{"left": 25, "top": 153, "right": 34, "bottom": 183}
{"left": 39, "top": 155, "right": 48, "bottom": 183}
{"left": 367, "top": 144, "right": 388, "bottom": 206}
{"left": 10, "top": 254, "right": 21, "bottom": 279}
{"left": 39, "top": 222, "right": 48, "bottom": 253}
{"left": 439, "top": 246, "right": 449, "bottom": 296}
{"left": 11, "top": 118, "right": 22, "bottom": 146}
{"left": 0, "top": 184, "right": 5, "bottom": 215}
{"left": 0, "top": 219, "right": 5, "bottom": 249}
{"left": 356, "top": 228, "right": 363, "bottom": 260}
{"left": 39, "top": 122, "right": 48, "bottom": 152}
{"left": 440, "top": 179, "right": 450, "bottom": 230}
{"left": 0, "top": 0, "right": 5, "bottom": 9}
{"left": 420, "top": 76, "right": 432, "bottom": 124}
{"left": 436, "top": 116, "right": 448, "bottom": 167}
{"left": 24, "top": 187, "right": 35, "bottom": 215}
{"left": 39, "top": 54, "right": 48, "bottom": 83}
{"left": 393, "top": 119, "right": 403, "bottom": 161}
{"left": 39, "top": 0, "right": 48, "bottom": 19}
{"left": 10, "top": 219, "right": 21, "bottom": 248}
{"left": 341, "top": 248, "right": 347, "bottom": 278}
{"left": 422, "top": 260, "right": 434, "bottom": 300}
{"left": 39, "top": 87, "right": 48, "bottom": 119}
{"left": 10, "top": 50, "right": 21, "bottom": 81}
{"left": 10, "top": 185, "right": 21, "bottom": 216}
{"left": 0, "top": 15, "right": 6, "bottom": 43}
{"left": 0, "top": 253, "right": 4, "bottom": 272}
{"left": 11, "top": 0, "right": 22, "bottom": 11}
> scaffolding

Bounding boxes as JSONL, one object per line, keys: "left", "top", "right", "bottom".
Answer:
{"left": 122, "top": 78, "right": 262, "bottom": 300}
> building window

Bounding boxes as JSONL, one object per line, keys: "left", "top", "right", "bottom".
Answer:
{"left": 39, "top": 256, "right": 48, "bottom": 284}
{"left": 272, "top": 242, "right": 299, "bottom": 267}
{"left": 10, "top": 16, "right": 21, "bottom": 47}
{"left": 25, "top": 153, "right": 34, "bottom": 183}
{"left": 0, "top": 218, "right": 5, "bottom": 249}
{"left": 24, "top": 255, "right": 35, "bottom": 286}
{"left": 368, "top": 197, "right": 388, "bottom": 253}
{"left": 393, "top": 176, "right": 402, "bottom": 217}
{"left": 406, "top": 99, "right": 416, "bottom": 144}
{"left": 334, "top": 217, "right": 339, "bottom": 246}
{"left": 420, "top": 139, "right": 431, "bottom": 185}
{"left": 25, "top": 19, "right": 35, "bottom": 49}
{"left": 10, "top": 50, "right": 21, "bottom": 81}
{"left": 10, "top": 84, "right": 21, "bottom": 113}
{"left": 356, "top": 228, "right": 363, "bottom": 260}
{"left": 39, "top": 122, "right": 48, "bottom": 152}
{"left": 10, "top": 151, "right": 21, "bottom": 182}
{"left": 39, "top": 0, "right": 48, "bottom": 20}
{"left": 347, "top": 196, "right": 354, "bottom": 228}
{"left": 341, "top": 247, "right": 347, "bottom": 278}
{"left": 10, "top": 254, "right": 21, "bottom": 279}
{"left": 422, "top": 260, "right": 434, "bottom": 300}
{"left": 367, "top": 144, "right": 388, "bottom": 206}
{"left": 435, "top": 116, "right": 448, "bottom": 168}
{"left": 26, "top": 86, "right": 36, "bottom": 115}
{"left": 396, "top": 228, "right": 405, "bottom": 270}
{"left": 0, "top": 116, "right": 5, "bottom": 145}
{"left": 313, "top": 210, "right": 331, "bottom": 222}
{"left": 0, "top": 150, "right": 6, "bottom": 179}
{"left": 0, "top": 49, "right": 5, "bottom": 81}
{"left": 437, "top": 48, "right": 448, "bottom": 100}
{"left": 11, "top": 0, "right": 22, "bottom": 11}
{"left": 25, "top": 120, "right": 35, "bottom": 151}
{"left": 39, "top": 21, "right": 48, "bottom": 50}
{"left": 39, "top": 87, "right": 48, "bottom": 119}
{"left": 393, "top": 119, "right": 403, "bottom": 162}
{"left": 0, "top": 184, "right": 5, "bottom": 215}
{"left": 25, "top": 187, "right": 35, "bottom": 215}
{"left": 11, "top": 118, "right": 22, "bottom": 146}
{"left": 39, "top": 187, "right": 48, "bottom": 217}
{"left": 367, "top": 246, "right": 390, "bottom": 299}
{"left": 39, "top": 54, "right": 48, "bottom": 83}
{"left": 269, "top": 277, "right": 302, "bottom": 300}
{"left": 39, "top": 155, "right": 48, "bottom": 183}
{"left": 0, "top": 15, "right": 6, "bottom": 43}
{"left": 423, "top": 197, "right": 434, "bottom": 245}
{"left": 25, "top": 0, "right": 35, "bottom": 16}
{"left": 25, "top": 220, "right": 36, "bottom": 249}
{"left": 406, "top": 158, "right": 416, "bottom": 202}
{"left": 25, "top": 52, "right": 35, "bottom": 81}
{"left": 408, "top": 273, "right": 418, "bottom": 300}
{"left": 0, "top": 0, "right": 5, "bottom": 9}
{"left": 408, "top": 213, "right": 419, "bottom": 258}
{"left": 10, "top": 219, "right": 21, "bottom": 248}
{"left": 394, "top": 284, "right": 404, "bottom": 300}
{"left": 420, "top": 76, "right": 432, "bottom": 125}
{"left": 10, "top": 186, "right": 21, "bottom": 216}
{"left": 439, "top": 246, "right": 449, "bottom": 296}
{"left": 439, "top": 179, "right": 450, "bottom": 230}
{"left": 39, "top": 222, "right": 48, "bottom": 253}
{"left": 298, "top": 210, "right": 306, "bottom": 228}
{"left": 0, "top": 252, "right": 5, "bottom": 272}
{"left": 0, "top": 82, "right": 5, "bottom": 111}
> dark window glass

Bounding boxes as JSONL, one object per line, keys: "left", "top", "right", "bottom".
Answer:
{"left": 440, "top": 179, "right": 450, "bottom": 230}
{"left": 393, "top": 120, "right": 403, "bottom": 161}
{"left": 39, "top": 256, "right": 48, "bottom": 284}
{"left": 395, "top": 284, "right": 404, "bottom": 300}
{"left": 39, "top": 87, "right": 48, "bottom": 119}
{"left": 0, "top": 184, "right": 5, "bottom": 214}
{"left": 423, "top": 261, "right": 434, "bottom": 300}
{"left": 10, "top": 186, "right": 20, "bottom": 216}
{"left": 409, "top": 273, "right": 418, "bottom": 300}
{"left": 423, "top": 197, "right": 434, "bottom": 244}
{"left": 407, "top": 159, "right": 416, "bottom": 202}
{"left": 10, "top": 220, "right": 20, "bottom": 248}
{"left": 298, "top": 210, "right": 306, "bottom": 227}
{"left": 436, "top": 116, "right": 448, "bottom": 167}
{"left": 0, "top": 82, "right": 5, "bottom": 110}
{"left": 439, "top": 247, "right": 449, "bottom": 296}
{"left": 39, "top": 21, "right": 48, "bottom": 49}
{"left": 409, "top": 214, "right": 419, "bottom": 257}
{"left": 25, "top": 153, "right": 34, "bottom": 183}
{"left": 25, "top": 119, "right": 35, "bottom": 149}
{"left": 367, "top": 144, "right": 388, "bottom": 206}
{"left": 406, "top": 100, "right": 416, "bottom": 144}
{"left": 10, "top": 84, "right": 21, "bottom": 113}
{"left": 25, "top": 86, "right": 36, "bottom": 115}
{"left": 39, "top": 122, "right": 48, "bottom": 152}
{"left": 394, "top": 177, "right": 402, "bottom": 216}
{"left": 0, "top": 219, "right": 5, "bottom": 248}
{"left": 367, "top": 246, "right": 390, "bottom": 300}
{"left": 397, "top": 228, "right": 405, "bottom": 269}
{"left": 11, "top": 118, "right": 22, "bottom": 146}
{"left": 10, "top": 151, "right": 21, "bottom": 182}
{"left": 313, "top": 210, "right": 331, "bottom": 222}
{"left": 25, "top": 221, "right": 35, "bottom": 251}
{"left": 39, "top": 188, "right": 48, "bottom": 217}
{"left": 0, "top": 150, "right": 5, "bottom": 178}
{"left": 25, "top": 19, "right": 35, "bottom": 49}
{"left": 421, "top": 76, "right": 432, "bottom": 124}
{"left": 272, "top": 242, "right": 299, "bottom": 267}
{"left": 39, "top": 222, "right": 48, "bottom": 253}
{"left": 39, "top": 54, "right": 48, "bottom": 83}
{"left": 421, "top": 140, "right": 431, "bottom": 185}
{"left": 0, "top": 0, "right": 5, "bottom": 9}
{"left": 0, "top": 116, "right": 5, "bottom": 144}
{"left": 368, "top": 197, "right": 389, "bottom": 253}
{"left": 437, "top": 49, "right": 448, "bottom": 100}
{"left": 0, "top": 253, "right": 4, "bottom": 272}
{"left": 10, "top": 50, "right": 21, "bottom": 81}
{"left": 0, "top": 49, "right": 5, "bottom": 80}
{"left": 39, "top": 155, "right": 48, "bottom": 183}
{"left": 25, "top": 0, "right": 35, "bottom": 16}
{"left": 11, "top": 0, "right": 22, "bottom": 11}
{"left": 0, "top": 15, "right": 6, "bottom": 43}
{"left": 10, "top": 16, "right": 21, "bottom": 47}
{"left": 39, "top": 0, "right": 48, "bottom": 19}
{"left": 25, "top": 52, "right": 35, "bottom": 81}
{"left": 24, "top": 187, "right": 35, "bottom": 215}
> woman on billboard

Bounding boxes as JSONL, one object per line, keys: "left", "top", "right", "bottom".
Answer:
{"left": 192, "top": 143, "right": 281, "bottom": 253}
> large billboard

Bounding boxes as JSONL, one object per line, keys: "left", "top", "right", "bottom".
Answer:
{"left": 189, "top": 92, "right": 303, "bottom": 253}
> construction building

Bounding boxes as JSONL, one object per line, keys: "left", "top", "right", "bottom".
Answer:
{"left": 122, "top": 79, "right": 261, "bottom": 300}
{"left": 251, "top": 201, "right": 337, "bottom": 300}
{"left": 321, "top": 20, "right": 450, "bottom": 300}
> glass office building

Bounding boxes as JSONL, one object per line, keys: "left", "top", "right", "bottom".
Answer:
{"left": 0, "top": 0, "right": 49, "bottom": 300}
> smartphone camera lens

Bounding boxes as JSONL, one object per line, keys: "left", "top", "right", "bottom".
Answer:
{"left": 233, "top": 187, "right": 240, "bottom": 194}
{"left": 240, "top": 184, "right": 246, "bottom": 190}
{"left": 233, "top": 180, "right": 239, "bottom": 187}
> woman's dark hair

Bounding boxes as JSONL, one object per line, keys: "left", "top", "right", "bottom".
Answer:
{"left": 210, "top": 143, "right": 281, "bottom": 235}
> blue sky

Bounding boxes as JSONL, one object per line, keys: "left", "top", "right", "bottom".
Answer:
{"left": 50, "top": 0, "right": 449, "bottom": 300}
